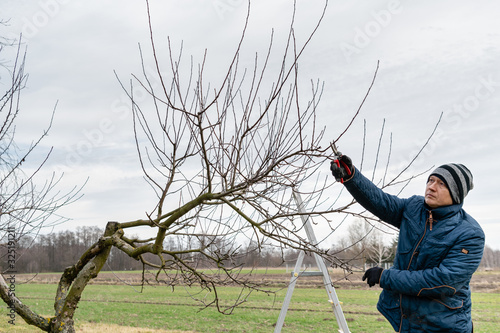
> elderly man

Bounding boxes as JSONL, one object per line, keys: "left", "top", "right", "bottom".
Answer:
{"left": 330, "top": 156, "right": 484, "bottom": 332}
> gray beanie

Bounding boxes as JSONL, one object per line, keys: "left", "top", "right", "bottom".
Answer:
{"left": 429, "top": 164, "right": 473, "bottom": 204}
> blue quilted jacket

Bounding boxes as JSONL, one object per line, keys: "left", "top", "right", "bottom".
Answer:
{"left": 344, "top": 167, "right": 484, "bottom": 332}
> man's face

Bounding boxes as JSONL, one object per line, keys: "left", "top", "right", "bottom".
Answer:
{"left": 425, "top": 175, "right": 454, "bottom": 208}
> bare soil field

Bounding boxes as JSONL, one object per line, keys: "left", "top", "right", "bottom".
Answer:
{"left": 16, "top": 269, "right": 500, "bottom": 293}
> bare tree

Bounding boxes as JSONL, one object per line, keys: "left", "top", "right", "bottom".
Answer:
{"left": 366, "top": 229, "right": 395, "bottom": 267}
{"left": 480, "top": 245, "right": 500, "bottom": 269}
{"left": 340, "top": 218, "right": 395, "bottom": 268}
{"left": 0, "top": 28, "right": 84, "bottom": 330}
{"left": 0, "top": 2, "right": 439, "bottom": 332}
{"left": 0, "top": 40, "right": 83, "bottom": 239}
{"left": 336, "top": 218, "right": 376, "bottom": 268}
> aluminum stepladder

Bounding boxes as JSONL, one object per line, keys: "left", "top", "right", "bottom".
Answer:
{"left": 274, "top": 191, "right": 350, "bottom": 333}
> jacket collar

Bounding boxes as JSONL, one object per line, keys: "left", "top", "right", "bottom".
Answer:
{"left": 424, "top": 201, "right": 462, "bottom": 220}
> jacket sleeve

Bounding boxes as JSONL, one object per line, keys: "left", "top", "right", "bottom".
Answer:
{"left": 343, "top": 167, "right": 406, "bottom": 229}
{"left": 380, "top": 227, "right": 485, "bottom": 297}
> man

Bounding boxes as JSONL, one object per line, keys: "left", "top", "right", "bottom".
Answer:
{"left": 330, "top": 155, "right": 484, "bottom": 332}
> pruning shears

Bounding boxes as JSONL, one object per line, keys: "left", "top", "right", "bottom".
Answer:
{"left": 330, "top": 141, "right": 352, "bottom": 183}
{"left": 330, "top": 141, "right": 342, "bottom": 160}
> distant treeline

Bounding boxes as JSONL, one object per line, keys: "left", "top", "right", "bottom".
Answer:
{"left": 481, "top": 245, "right": 500, "bottom": 270}
{"left": 1, "top": 226, "right": 499, "bottom": 274}
{"left": 0, "top": 226, "right": 321, "bottom": 274}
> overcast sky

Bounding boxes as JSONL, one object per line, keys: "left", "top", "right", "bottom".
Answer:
{"left": 2, "top": 0, "right": 499, "bottom": 249}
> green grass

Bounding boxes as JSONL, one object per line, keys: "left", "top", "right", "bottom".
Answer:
{"left": 0, "top": 284, "right": 499, "bottom": 332}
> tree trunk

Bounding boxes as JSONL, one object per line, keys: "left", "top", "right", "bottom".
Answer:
{"left": 48, "top": 222, "right": 117, "bottom": 332}
{"left": 0, "top": 222, "right": 116, "bottom": 332}
{"left": 49, "top": 317, "right": 76, "bottom": 333}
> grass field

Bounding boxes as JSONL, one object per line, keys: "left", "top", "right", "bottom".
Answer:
{"left": 1, "top": 282, "right": 499, "bottom": 332}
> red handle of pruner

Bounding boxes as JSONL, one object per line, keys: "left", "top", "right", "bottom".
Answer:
{"left": 333, "top": 159, "right": 344, "bottom": 184}
{"left": 340, "top": 160, "right": 352, "bottom": 177}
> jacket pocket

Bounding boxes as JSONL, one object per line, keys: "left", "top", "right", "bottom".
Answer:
{"left": 409, "top": 296, "right": 462, "bottom": 332}
{"left": 431, "top": 296, "right": 463, "bottom": 310}
{"left": 416, "top": 240, "right": 450, "bottom": 269}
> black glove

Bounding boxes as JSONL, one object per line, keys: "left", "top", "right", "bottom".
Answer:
{"left": 362, "top": 267, "right": 384, "bottom": 287}
{"left": 330, "top": 155, "right": 354, "bottom": 183}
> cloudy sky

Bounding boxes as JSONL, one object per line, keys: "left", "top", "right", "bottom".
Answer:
{"left": 2, "top": 0, "right": 499, "bottom": 249}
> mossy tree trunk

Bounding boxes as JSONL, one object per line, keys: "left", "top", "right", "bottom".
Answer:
{"left": 0, "top": 222, "right": 117, "bottom": 332}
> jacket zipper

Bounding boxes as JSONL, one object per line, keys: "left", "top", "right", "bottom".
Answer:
{"left": 406, "top": 214, "right": 429, "bottom": 270}
{"left": 400, "top": 210, "right": 434, "bottom": 328}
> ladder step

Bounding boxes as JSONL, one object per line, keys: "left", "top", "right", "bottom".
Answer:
{"left": 292, "top": 271, "right": 324, "bottom": 277}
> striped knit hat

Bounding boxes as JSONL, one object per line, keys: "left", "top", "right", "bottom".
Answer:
{"left": 429, "top": 164, "right": 474, "bottom": 204}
